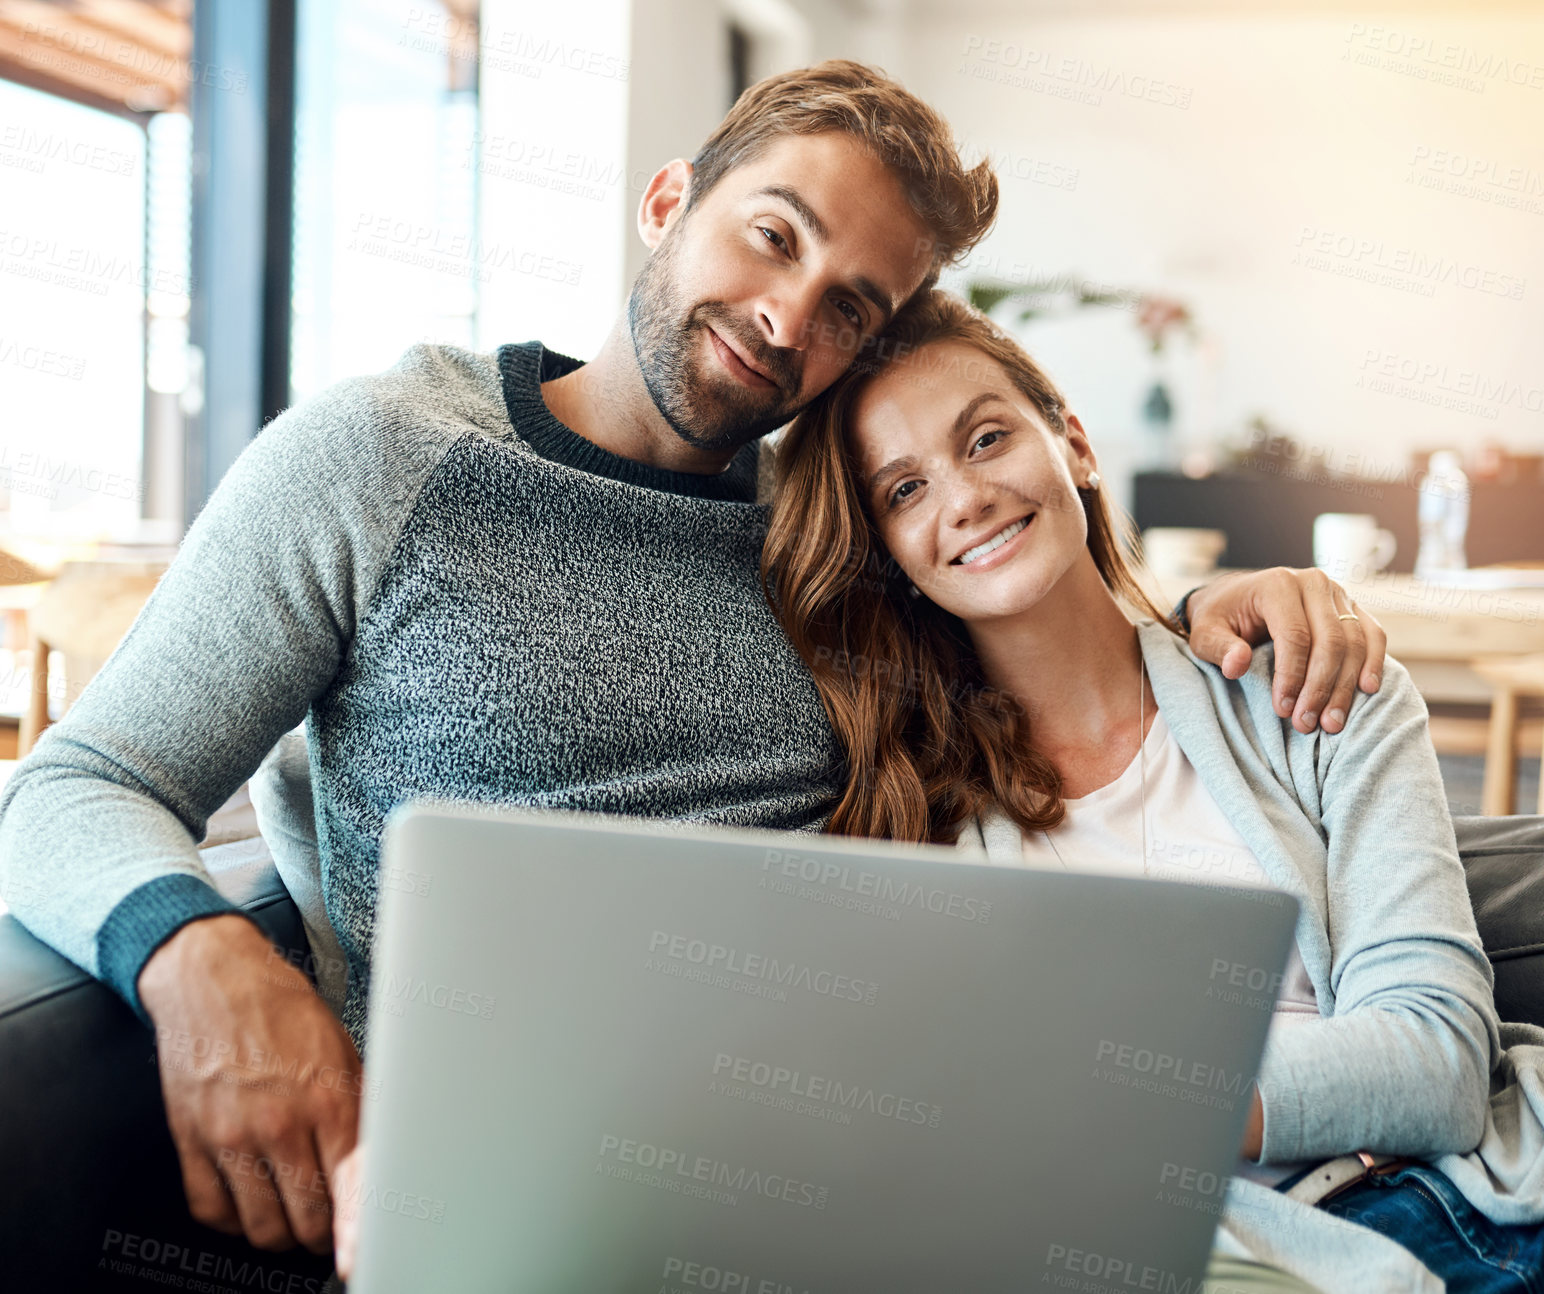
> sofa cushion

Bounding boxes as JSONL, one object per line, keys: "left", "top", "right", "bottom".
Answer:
{"left": 1456, "top": 814, "right": 1544, "bottom": 1028}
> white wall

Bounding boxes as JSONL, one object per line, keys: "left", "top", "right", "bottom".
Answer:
{"left": 475, "top": 0, "right": 633, "bottom": 359}
{"left": 470, "top": 0, "right": 1544, "bottom": 514}
{"left": 901, "top": 8, "right": 1544, "bottom": 499}
{"left": 478, "top": 0, "right": 884, "bottom": 358}
{"left": 621, "top": 0, "right": 737, "bottom": 292}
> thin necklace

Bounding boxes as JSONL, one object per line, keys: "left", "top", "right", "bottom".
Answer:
{"left": 1042, "top": 658, "right": 1148, "bottom": 876}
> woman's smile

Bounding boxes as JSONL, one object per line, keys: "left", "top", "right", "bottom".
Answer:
{"left": 949, "top": 512, "right": 1035, "bottom": 571}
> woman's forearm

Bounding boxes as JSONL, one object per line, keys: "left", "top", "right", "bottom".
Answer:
{"left": 1251, "top": 1001, "right": 1491, "bottom": 1162}
{"left": 1293, "top": 658, "right": 1502, "bottom": 1164}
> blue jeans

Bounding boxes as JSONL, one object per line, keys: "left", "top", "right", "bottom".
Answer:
{"left": 1321, "top": 1164, "right": 1544, "bottom": 1293}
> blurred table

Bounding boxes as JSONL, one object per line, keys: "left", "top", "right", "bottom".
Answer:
{"left": 1330, "top": 567, "right": 1544, "bottom": 703}
{"left": 1470, "top": 654, "right": 1544, "bottom": 815}
{"left": 1149, "top": 567, "right": 1544, "bottom": 705}
{"left": 0, "top": 550, "right": 53, "bottom": 754}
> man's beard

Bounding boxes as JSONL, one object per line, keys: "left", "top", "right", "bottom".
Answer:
{"left": 627, "top": 222, "right": 806, "bottom": 455}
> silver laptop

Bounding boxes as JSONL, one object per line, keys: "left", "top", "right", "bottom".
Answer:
{"left": 350, "top": 803, "right": 1298, "bottom": 1293}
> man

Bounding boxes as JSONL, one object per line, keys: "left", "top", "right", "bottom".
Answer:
{"left": 0, "top": 60, "right": 1381, "bottom": 1276}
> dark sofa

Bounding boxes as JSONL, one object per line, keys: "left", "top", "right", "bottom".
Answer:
{"left": 2, "top": 816, "right": 1542, "bottom": 1287}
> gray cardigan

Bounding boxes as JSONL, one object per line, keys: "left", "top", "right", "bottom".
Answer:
{"left": 963, "top": 620, "right": 1544, "bottom": 1292}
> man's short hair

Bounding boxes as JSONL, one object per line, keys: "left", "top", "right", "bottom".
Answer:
{"left": 684, "top": 59, "right": 998, "bottom": 301}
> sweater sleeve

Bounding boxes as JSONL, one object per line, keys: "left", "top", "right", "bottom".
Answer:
{"left": 0, "top": 356, "right": 459, "bottom": 1023}
{"left": 1254, "top": 657, "right": 1501, "bottom": 1162}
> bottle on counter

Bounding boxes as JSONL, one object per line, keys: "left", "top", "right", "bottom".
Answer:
{"left": 1415, "top": 450, "right": 1470, "bottom": 577}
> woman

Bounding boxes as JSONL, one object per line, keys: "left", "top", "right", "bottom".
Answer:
{"left": 761, "top": 288, "right": 1544, "bottom": 1294}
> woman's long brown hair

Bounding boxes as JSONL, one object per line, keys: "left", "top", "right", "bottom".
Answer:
{"left": 761, "top": 289, "right": 1181, "bottom": 844}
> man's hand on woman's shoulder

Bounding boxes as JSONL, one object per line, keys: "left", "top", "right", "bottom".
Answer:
{"left": 1182, "top": 567, "right": 1388, "bottom": 737}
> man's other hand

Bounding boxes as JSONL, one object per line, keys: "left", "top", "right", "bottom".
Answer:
{"left": 138, "top": 914, "right": 363, "bottom": 1256}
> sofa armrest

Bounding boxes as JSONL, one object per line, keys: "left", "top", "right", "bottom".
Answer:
{"left": 0, "top": 835, "right": 338, "bottom": 1287}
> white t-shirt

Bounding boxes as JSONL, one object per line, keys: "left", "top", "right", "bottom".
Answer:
{"left": 974, "top": 710, "right": 1318, "bottom": 1187}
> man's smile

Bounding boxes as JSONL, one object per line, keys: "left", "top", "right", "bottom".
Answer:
{"left": 706, "top": 325, "right": 778, "bottom": 390}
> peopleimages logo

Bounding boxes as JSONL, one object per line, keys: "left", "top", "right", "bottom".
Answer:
{"left": 661, "top": 1255, "right": 811, "bottom": 1294}
{"left": 1344, "top": 22, "right": 1544, "bottom": 91}
{"left": 647, "top": 931, "right": 879, "bottom": 1005}
{"left": 100, "top": 1230, "right": 325, "bottom": 1292}
{"left": 401, "top": 9, "right": 630, "bottom": 82}
{"left": 1044, "top": 1243, "right": 1195, "bottom": 1293}
{"left": 1293, "top": 225, "right": 1525, "bottom": 299}
{"left": 378, "top": 972, "right": 495, "bottom": 1020}
{"left": 711, "top": 1052, "right": 943, "bottom": 1129}
{"left": 0, "top": 230, "right": 193, "bottom": 295}
{"left": 959, "top": 34, "right": 1194, "bottom": 108}
{"left": 1092, "top": 1040, "right": 1251, "bottom": 1112}
{"left": 0, "top": 124, "right": 136, "bottom": 176}
{"left": 1156, "top": 1161, "right": 1231, "bottom": 1217}
{"left": 1358, "top": 347, "right": 1544, "bottom": 415}
{"left": 597, "top": 1134, "right": 830, "bottom": 1209}
{"left": 1096, "top": 1040, "right": 1249, "bottom": 1092}
{"left": 1207, "top": 957, "right": 1285, "bottom": 1011}
{"left": 760, "top": 848, "right": 992, "bottom": 925}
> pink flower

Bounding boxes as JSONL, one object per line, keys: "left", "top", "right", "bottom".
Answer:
{"left": 1136, "top": 296, "right": 1193, "bottom": 353}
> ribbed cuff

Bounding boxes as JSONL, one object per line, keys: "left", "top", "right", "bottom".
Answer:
{"left": 96, "top": 874, "right": 263, "bottom": 1025}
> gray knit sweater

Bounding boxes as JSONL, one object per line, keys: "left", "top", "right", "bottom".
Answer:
{"left": 0, "top": 341, "right": 844, "bottom": 1051}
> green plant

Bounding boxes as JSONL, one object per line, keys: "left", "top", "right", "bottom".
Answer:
{"left": 965, "top": 278, "right": 1196, "bottom": 354}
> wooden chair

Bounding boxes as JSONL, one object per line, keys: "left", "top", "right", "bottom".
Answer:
{"left": 1473, "top": 653, "right": 1544, "bottom": 816}
{"left": 19, "top": 560, "right": 169, "bottom": 757}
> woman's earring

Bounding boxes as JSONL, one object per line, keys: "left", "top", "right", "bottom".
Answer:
{"left": 908, "top": 583, "right": 922, "bottom": 599}
{"left": 1086, "top": 472, "right": 1101, "bottom": 490}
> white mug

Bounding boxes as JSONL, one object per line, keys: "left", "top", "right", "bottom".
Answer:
{"left": 1313, "top": 513, "right": 1396, "bottom": 578}
{"left": 1141, "top": 528, "right": 1227, "bottom": 580}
